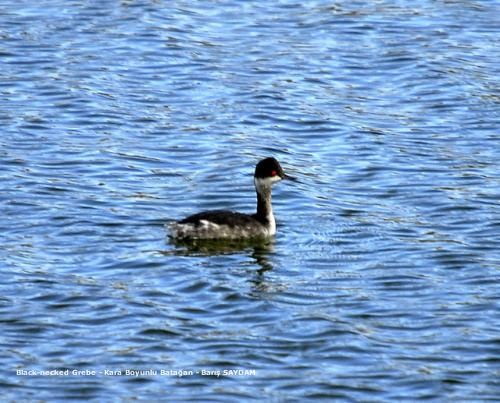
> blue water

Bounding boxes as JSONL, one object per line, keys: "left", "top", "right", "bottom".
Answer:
{"left": 1, "top": 0, "right": 499, "bottom": 400}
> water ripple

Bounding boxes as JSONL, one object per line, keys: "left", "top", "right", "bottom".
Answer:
{"left": 1, "top": 0, "right": 499, "bottom": 401}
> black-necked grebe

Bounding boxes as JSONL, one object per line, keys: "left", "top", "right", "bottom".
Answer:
{"left": 169, "top": 157, "right": 294, "bottom": 240}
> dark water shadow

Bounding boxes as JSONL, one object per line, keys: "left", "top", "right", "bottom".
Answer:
{"left": 163, "top": 237, "right": 275, "bottom": 274}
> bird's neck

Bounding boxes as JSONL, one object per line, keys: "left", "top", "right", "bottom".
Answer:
{"left": 254, "top": 179, "right": 275, "bottom": 234}
{"left": 256, "top": 189, "right": 273, "bottom": 221}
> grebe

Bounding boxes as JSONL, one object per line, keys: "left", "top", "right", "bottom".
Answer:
{"left": 169, "top": 157, "right": 294, "bottom": 240}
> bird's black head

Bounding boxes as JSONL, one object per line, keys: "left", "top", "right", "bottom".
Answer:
{"left": 254, "top": 157, "right": 286, "bottom": 180}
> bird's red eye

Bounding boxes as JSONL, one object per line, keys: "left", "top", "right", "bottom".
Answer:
{"left": 271, "top": 170, "right": 277, "bottom": 176}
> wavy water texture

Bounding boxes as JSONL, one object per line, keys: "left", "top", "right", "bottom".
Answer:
{"left": 1, "top": 0, "right": 499, "bottom": 401}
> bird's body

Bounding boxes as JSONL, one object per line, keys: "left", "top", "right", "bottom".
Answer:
{"left": 170, "top": 210, "right": 274, "bottom": 240}
{"left": 169, "top": 157, "right": 292, "bottom": 241}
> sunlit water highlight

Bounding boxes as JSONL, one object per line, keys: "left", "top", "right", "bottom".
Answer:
{"left": 1, "top": 0, "right": 499, "bottom": 400}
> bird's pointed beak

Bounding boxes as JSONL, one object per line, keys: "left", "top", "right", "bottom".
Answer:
{"left": 282, "top": 173, "right": 297, "bottom": 182}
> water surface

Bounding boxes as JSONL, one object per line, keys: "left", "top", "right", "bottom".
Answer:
{"left": 1, "top": 0, "right": 499, "bottom": 400}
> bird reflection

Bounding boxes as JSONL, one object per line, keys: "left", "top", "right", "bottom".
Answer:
{"left": 165, "top": 237, "right": 275, "bottom": 274}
